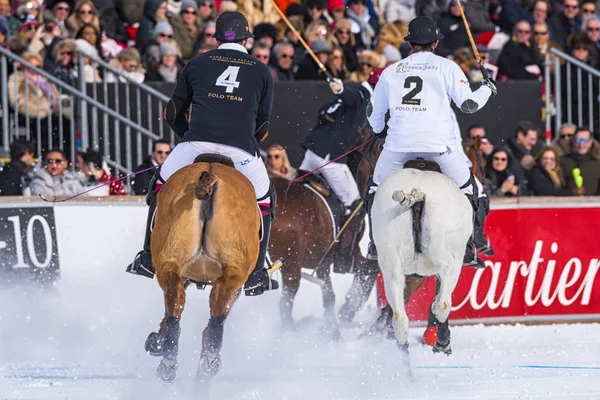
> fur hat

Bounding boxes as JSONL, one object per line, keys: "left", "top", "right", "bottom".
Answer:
{"left": 160, "top": 42, "right": 177, "bottom": 57}
{"left": 359, "top": 50, "right": 384, "bottom": 67}
{"left": 181, "top": 0, "right": 198, "bottom": 12}
{"left": 76, "top": 38, "right": 98, "bottom": 58}
{"left": 153, "top": 21, "right": 174, "bottom": 38}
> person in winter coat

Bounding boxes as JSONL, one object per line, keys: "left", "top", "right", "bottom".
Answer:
{"left": 465, "top": 0, "right": 496, "bottom": 33}
{"left": 484, "top": 148, "right": 525, "bottom": 196}
{"left": 560, "top": 127, "right": 600, "bottom": 196}
{"left": 497, "top": 0, "right": 533, "bottom": 32}
{"left": 92, "top": 0, "right": 129, "bottom": 44}
{"left": 349, "top": 49, "right": 382, "bottom": 82}
{"left": 141, "top": 21, "right": 182, "bottom": 73}
{"left": 547, "top": 0, "right": 581, "bottom": 48}
{"left": 132, "top": 139, "right": 171, "bottom": 195}
{"left": 0, "top": 139, "right": 35, "bottom": 196}
{"left": 436, "top": 0, "right": 472, "bottom": 57}
{"left": 75, "top": 23, "right": 104, "bottom": 60}
{"left": 270, "top": 41, "right": 296, "bottom": 81}
{"left": 53, "top": 38, "right": 78, "bottom": 86}
{"left": 265, "top": 144, "right": 296, "bottom": 181}
{"left": 346, "top": 0, "right": 379, "bottom": 50}
{"left": 43, "top": 0, "right": 76, "bottom": 38}
{"left": 328, "top": 46, "right": 349, "bottom": 79}
{"left": 114, "top": 0, "right": 145, "bottom": 27}
{"left": 170, "top": 0, "right": 201, "bottom": 62}
{"left": 533, "top": 21, "right": 561, "bottom": 71}
{"left": 332, "top": 18, "right": 359, "bottom": 72}
{"left": 106, "top": 47, "right": 146, "bottom": 83}
{"left": 7, "top": 13, "right": 45, "bottom": 57}
{"left": 527, "top": 146, "right": 573, "bottom": 196}
{"left": 144, "top": 42, "right": 179, "bottom": 82}
{"left": 24, "top": 149, "right": 85, "bottom": 197}
{"left": 497, "top": 20, "right": 544, "bottom": 80}
{"left": 75, "top": 38, "right": 102, "bottom": 82}
{"left": 295, "top": 39, "right": 332, "bottom": 80}
{"left": 136, "top": 0, "right": 167, "bottom": 52}
{"left": 66, "top": 0, "right": 100, "bottom": 36}
{"left": 384, "top": 0, "right": 416, "bottom": 23}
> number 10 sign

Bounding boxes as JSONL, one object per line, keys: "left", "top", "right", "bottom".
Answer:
{"left": 0, "top": 207, "right": 60, "bottom": 282}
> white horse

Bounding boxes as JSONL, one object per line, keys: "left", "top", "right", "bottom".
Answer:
{"left": 371, "top": 162, "right": 472, "bottom": 361}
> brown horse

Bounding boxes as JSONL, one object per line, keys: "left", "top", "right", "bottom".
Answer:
{"left": 143, "top": 155, "right": 263, "bottom": 385}
{"left": 270, "top": 176, "right": 378, "bottom": 339}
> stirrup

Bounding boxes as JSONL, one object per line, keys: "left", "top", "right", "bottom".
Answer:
{"left": 366, "top": 241, "right": 378, "bottom": 261}
{"left": 126, "top": 250, "right": 155, "bottom": 279}
{"left": 244, "top": 268, "right": 279, "bottom": 296}
{"left": 463, "top": 244, "right": 486, "bottom": 269}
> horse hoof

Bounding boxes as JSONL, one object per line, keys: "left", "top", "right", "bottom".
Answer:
{"left": 198, "top": 351, "right": 221, "bottom": 377}
{"left": 432, "top": 340, "right": 452, "bottom": 355}
{"left": 145, "top": 331, "right": 166, "bottom": 357}
{"left": 156, "top": 357, "right": 178, "bottom": 384}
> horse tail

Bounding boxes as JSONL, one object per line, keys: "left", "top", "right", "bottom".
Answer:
{"left": 194, "top": 170, "right": 219, "bottom": 253}
{"left": 391, "top": 189, "right": 426, "bottom": 254}
{"left": 195, "top": 170, "right": 218, "bottom": 200}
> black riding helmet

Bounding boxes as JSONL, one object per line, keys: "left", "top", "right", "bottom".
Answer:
{"left": 404, "top": 17, "right": 444, "bottom": 45}
{"left": 214, "top": 11, "right": 254, "bottom": 43}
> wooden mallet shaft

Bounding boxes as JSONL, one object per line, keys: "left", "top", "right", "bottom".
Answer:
{"left": 268, "top": 0, "right": 332, "bottom": 80}
{"left": 454, "top": 0, "right": 489, "bottom": 78}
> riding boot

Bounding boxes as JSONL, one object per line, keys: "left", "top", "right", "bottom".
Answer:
{"left": 334, "top": 199, "right": 365, "bottom": 273}
{"left": 365, "top": 185, "right": 378, "bottom": 261}
{"left": 473, "top": 196, "right": 494, "bottom": 256}
{"left": 463, "top": 194, "right": 486, "bottom": 269}
{"left": 126, "top": 189, "right": 158, "bottom": 279}
{"left": 244, "top": 213, "right": 280, "bottom": 296}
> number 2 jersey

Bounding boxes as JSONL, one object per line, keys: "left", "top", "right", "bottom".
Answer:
{"left": 168, "top": 43, "right": 274, "bottom": 156}
{"left": 367, "top": 51, "right": 492, "bottom": 153}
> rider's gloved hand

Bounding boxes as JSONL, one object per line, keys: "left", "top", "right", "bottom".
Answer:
{"left": 480, "top": 77, "right": 497, "bottom": 97}
{"left": 328, "top": 78, "right": 344, "bottom": 95}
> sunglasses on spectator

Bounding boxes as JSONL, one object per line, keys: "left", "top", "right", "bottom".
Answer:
{"left": 24, "top": 25, "right": 37, "bottom": 31}
{"left": 587, "top": 27, "right": 600, "bottom": 32}
{"left": 361, "top": 62, "right": 374, "bottom": 68}
{"left": 79, "top": 9, "right": 95, "bottom": 15}
{"left": 582, "top": 8, "right": 595, "bottom": 14}
{"left": 541, "top": 156, "right": 556, "bottom": 161}
{"left": 47, "top": 158, "right": 64, "bottom": 164}
{"left": 575, "top": 138, "right": 590, "bottom": 143}
{"left": 159, "top": 33, "right": 173, "bottom": 38}
{"left": 155, "top": 150, "right": 170, "bottom": 155}
{"left": 337, "top": 30, "right": 350, "bottom": 35}
{"left": 493, "top": 156, "right": 507, "bottom": 161}
{"left": 182, "top": 9, "right": 197, "bottom": 14}
{"left": 267, "top": 154, "right": 280, "bottom": 159}
{"left": 56, "top": 5, "right": 70, "bottom": 11}
{"left": 516, "top": 29, "right": 531, "bottom": 34}
{"left": 560, "top": 133, "right": 574, "bottom": 139}
{"left": 256, "top": 54, "right": 269, "bottom": 60}
{"left": 62, "top": 51, "right": 73, "bottom": 56}
{"left": 279, "top": 53, "right": 294, "bottom": 59}
{"left": 308, "top": 5, "right": 323, "bottom": 10}
{"left": 200, "top": 2, "right": 213, "bottom": 7}
{"left": 534, "top": 30, "right": 548, "bottom": 35}
{"left": 574, "top": 46, "right": 589, "bottom": 51}
{"left": 563, "top": 4, "right": 579, "bottom": 9}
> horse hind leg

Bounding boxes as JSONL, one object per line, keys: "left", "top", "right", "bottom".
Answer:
{"left": 146, "top": 265, "right": 186, "bottom": 384}
{"left": 316, "top": 264, "right": 341, "bottom": 341}
{"left": 431, "top": 263, "right": 461, "bottom": 356}
{"left": 279, "top": 257, "right": 301, "bottom": 330}
{"left": 382, "top": 271, "right": 412, "bottom": 378}
{"left": 198, "top": 270, "right": 245, "bottom": 380}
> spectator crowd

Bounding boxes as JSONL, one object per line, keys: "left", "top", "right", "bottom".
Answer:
{"left": 1, "top": 0, "right": 600, "bottom": 198}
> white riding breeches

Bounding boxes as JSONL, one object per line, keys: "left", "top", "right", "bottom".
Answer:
{"left": 373, "top": 145, "right": 473, "bottom": 195}
{"left": 160, "top": 141, "right": 271, "bottom": 200}
{"left": 299, "top": 149, "right": 361, "bottom": 207}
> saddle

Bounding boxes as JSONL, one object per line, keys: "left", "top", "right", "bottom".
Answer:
{"left": 294, "top": 170, "right": 331, "bottom": 197}
{"left": 194, "top": 154, "right": 235, "bottom": 167}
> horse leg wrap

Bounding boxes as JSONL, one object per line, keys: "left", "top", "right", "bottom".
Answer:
{"left": 204, "top": 315, "right": 226, "bottom": 353}
{"left": 162, "top": 316, "right": 181, "bottom": 356}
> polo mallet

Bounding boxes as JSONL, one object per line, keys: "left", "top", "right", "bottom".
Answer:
{"left": 454, "top": 0, "right": 489, "bottom": 79}
{"left": 318, "top": 199, "right": 364, "bottom": 264}
{"left": 268, "top": 0, "right": 333, "bottom": 81}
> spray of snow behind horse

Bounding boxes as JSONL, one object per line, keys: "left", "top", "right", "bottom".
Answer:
{"left": 371, "top": 167, "right": 472, "bottom": 371}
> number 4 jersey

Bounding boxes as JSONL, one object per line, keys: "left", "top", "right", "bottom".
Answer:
{"left": 367, "top": 51, "right": 492, "bottom": 153}
{"left": 167, "top": 43, "right": 274, "bottom": 156}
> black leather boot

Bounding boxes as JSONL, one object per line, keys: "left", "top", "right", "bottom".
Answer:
{"left": 463, "top": 194, "right": 486, "bottom": 269}
{"left": 473, "top": 196, "right": 494, "bottom": 256}
{"left": 244, "top": 213, "right": 279, "bottom": 296}
{"left": 126, "top": 189, "right": 158, "bottom": 279}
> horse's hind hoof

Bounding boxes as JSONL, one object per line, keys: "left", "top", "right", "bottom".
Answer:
{"left": 145, "top": 331, "right": 166, "bottom": 357}
{"left": 156, "top": 357, "right": 178, "bottom": 384}
{"left": 198, "top": 351, "right": 221, "bottom": 377}
{"left": 432, "top": 340, "right": 452, "bottom": 355}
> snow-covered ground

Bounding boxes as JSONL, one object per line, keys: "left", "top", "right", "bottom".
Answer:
{"left": 1, "top": 265, "right": 599, "bottom": 400}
